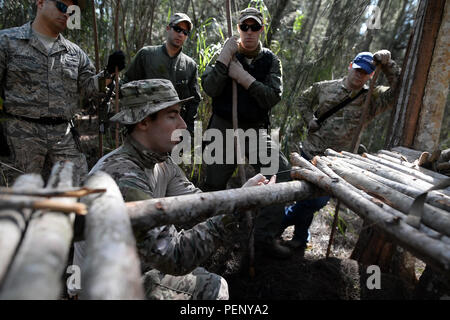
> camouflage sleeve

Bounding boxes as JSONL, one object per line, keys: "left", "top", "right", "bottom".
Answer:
{"left": 77, "top": 48, "right": 100, "bottom": 99}
{"left": 201, "top": 61, "right": 229, "bottom": 97}
{"left": 122, "top": 48, "right": 146, "bottom": 84}
{"left": 247, "top": 54, "right": 283, "bottom": 110}
{"left": 298, "top": 83, "right": 320, "bottom": 128}
{"left": 166, "top": 161, "right": 202, "bottom": 197}
{"left": 139, "top": 214, "right": 238, "bottom": 276}
{"left": 368, "top": 59, "right": 401, "bottom": 119}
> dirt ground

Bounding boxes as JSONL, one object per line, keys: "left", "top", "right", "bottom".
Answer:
{"left": 203, "top": 200, "right": 432, "bottom": 300}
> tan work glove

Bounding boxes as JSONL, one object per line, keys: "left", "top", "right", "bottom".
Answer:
{"left": 373, "top": 49, "right": 391, "bottom": 65}
{"left": 217, "top": 36, "right": 239, "bottom": 66}
{"left": 228, "top": 60, "right": 256, "bottom": 90}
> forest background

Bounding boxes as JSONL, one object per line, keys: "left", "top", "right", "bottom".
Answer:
{"left": 1, "top": 0, "right": 448, "bottom": 180}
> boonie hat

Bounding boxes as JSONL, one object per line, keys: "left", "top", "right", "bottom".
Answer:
{"left": 110, "top": 79, "right": 194, "bottom": 125}
{"left": 352, "top": 52, "right": 375, "bottom": 74}
{"left": 239, "top": 7, "right": 264, "bottom": 25}
{"left": 169, "top": 13, "right": 193, "bottom": 31}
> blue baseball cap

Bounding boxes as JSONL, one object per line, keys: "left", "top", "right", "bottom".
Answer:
{"left": 352, "top": 52, "right": 375, "bottom": 74}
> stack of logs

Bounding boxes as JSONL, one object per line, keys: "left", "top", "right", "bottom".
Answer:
{"left": 0, "top": 145, "right": 449, "bottom": 299}
{"left": 290, "top": 147, "right": 450, "bottom": 275}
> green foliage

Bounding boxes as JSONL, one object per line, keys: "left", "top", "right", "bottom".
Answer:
{"left": 293, "top": 10, "right": 304, "bottom": 33}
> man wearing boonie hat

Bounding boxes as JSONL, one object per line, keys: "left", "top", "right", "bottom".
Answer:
{"left": 280, "top": 50, "right": 401, "bottom": 252}
{"left": 201, "top": 7, "right": 294, "bottom": 259}
{"left": 72, "top": 79, "right": 274, "bottom": 300}
{"left": 122, "top": 12, "right": 201, "bottom": 133}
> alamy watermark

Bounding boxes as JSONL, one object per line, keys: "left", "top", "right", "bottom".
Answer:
{"left": 171, "top": 121, "right": 280, "bottom": 175}
{"left": 366, "top": 5, "right": 382, "bottom": 30}
{"left": 366, "top": 265, "right": 381, "bottom": 290}
{"left": 66, "top": 5, "right": 81, "bottom": 30}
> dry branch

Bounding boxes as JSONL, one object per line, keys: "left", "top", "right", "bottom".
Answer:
{"left": 0, "top": 187, "right": 106, "bottom": 198}
{"left": 126, "top": 180, "right": 322, "bottom": 234}
{"left": 290, "top": 164, "right": 450, "bottom": 272}
{"left": 0, "top": 174, "right": 43, "bottom": 285}
{"left": 80, "top": 171, "right": 144, "bottom": 300}
{"left": 0, "top": 161, "right": 76, "bottom": 299}
{"left": 326, "top": 158, "right": 450, "bottom": 237}
{"left": 329, "top": 157, "right": 450, "bottom": 211}
{"left": 316, "top": 157, "right": 450, "bottom": 245}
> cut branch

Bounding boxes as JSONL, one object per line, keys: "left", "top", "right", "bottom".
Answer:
{"left": 0, "top": 162, "right": 76, "bottom": 299}
{"left": 126, "top": 181, "right": 322, "bottom": 234}
{"left": 290, "top": 166, "right": 450, "bottom": 272}
{"left": 80, "top": 171, "right": 144, "bottom": 300}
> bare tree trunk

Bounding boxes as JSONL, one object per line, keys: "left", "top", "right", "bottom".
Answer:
{"left": 265, "top": 0, "right": 290, "bottom": 47}
{"left": 385, "top": 0, "right": 447, "bottom": 149}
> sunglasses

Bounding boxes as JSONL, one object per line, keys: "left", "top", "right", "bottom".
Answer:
{"left": 171, "top": 25, "right": 190, "bottom": 36}
{"left": 52, "top": 0, "right": 76, "bottom": 16}
{"left": 239, "top": 23, "right": 262, "bottom": 32}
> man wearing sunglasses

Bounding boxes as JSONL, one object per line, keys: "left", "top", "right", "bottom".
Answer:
{"left": 201, "top": 8, "right": 293, "bottom": 259}
{"left": 0, "top": 0, "right": 125, "bottom": 186}
{"left": 122, "top": 13, "right": 201, "bottom": 134}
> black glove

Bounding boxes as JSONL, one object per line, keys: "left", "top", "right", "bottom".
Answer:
{"left": 106, "top": 50, "right": 126, "bottom": 74}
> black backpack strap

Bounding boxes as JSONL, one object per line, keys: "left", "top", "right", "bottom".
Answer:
{"left": 315, "top": 88, "right": 368, "bottom": 126}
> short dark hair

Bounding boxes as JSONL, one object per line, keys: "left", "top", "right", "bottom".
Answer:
{"left": 123, "top": 112, "right": 158, "bottom": 136}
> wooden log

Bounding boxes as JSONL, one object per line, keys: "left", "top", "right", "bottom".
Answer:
{"left": 126, "top": 180, "right": 322, "bottom": 236}
{"left": 330, "top": 153, "right": 444, "bottom": 195}
{"left": 326, "top": 158, "right": 450, "bottom": 238}
{"left": 441, "top": 149, "right": 450, "bottom": 162}
{"left": 290, "top": 168, "right": 450, "bottom": 273}
{"left": 330, "top": 157, "right": 450, "bottom": 212}
{"left": 0, "top": 161, "right": 75, "bottom": 299}
{"left": 0, "top": 174, "right": 44, "bottom": 285}
{"left": 378, "top": 149, "right": 408, "bottom": 161}
{"left": 0, "top": 187, "right": 106, "bottom": 198}
{"left": 375, "top": 152, "right": 448, "bottom": 181}
{"left": 317, "top": 157, "right": 450, "bottom": 245}
{"left": 80, "top": 171, "right": 144, "bottom": 300}
{"left": 363, "top": 152, "right": 446, "bottom": 183}
{"left": 342, "top": 151, "right": 443, "bottom": 185}
{"left": 391, "top": 146, "right": 423, "bottom": 161}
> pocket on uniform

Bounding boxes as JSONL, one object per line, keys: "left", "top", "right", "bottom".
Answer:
{"left": 62, "top": 67, "right": 79, "bottom": 94}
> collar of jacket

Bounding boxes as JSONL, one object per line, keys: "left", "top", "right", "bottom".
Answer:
{"left": 237, "top": 41, "right": 262, "bottom": 59}
{"left": 162, "top": 43, "right": 183, "bottom": 59}
{"left": 18, "top": 21, "right": 70, "bottom": 54}
{"left": 341, "top": 77, "right": 369, "bottom": 95}
{"left": 125, "top": 135, "right": 169, "bottom": 168}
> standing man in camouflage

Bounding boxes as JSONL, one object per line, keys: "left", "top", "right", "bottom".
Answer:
{"left": 281, "top": 51, "right": 401, "bottom": 250}
{"left": 0, "top": 0, "right": 124, "bottom": 185}
{"left": 73, "top": 79, "right": 274, "bottom": 300}
{"left": 121, "top": 13, "right": 201, "bottom": 133}
{"left": 201, "top": 7, "right": 292, "bottom": 259}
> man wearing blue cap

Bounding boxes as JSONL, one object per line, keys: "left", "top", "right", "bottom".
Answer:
{"left": 280, "top": 50, "right": 401, "bottom": 251}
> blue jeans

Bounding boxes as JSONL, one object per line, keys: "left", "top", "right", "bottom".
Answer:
{"left": 283, "top": 196, "right": 330, "bottom": 245}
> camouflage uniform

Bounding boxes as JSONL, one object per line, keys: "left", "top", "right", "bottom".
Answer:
{"left": 299, "top": 59, "right": 401, "bottom": 158}
{"left": 282, "top": 56, "right": 401, "bottom": 248}
{"left": 0, "top": 22, "right": 101, "bottom": 185}
{"left": 75, "top": 79, "right": 236, "bottom": 300}
{"left": 122, "top": 14, "right": 201, "bottom": 133}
